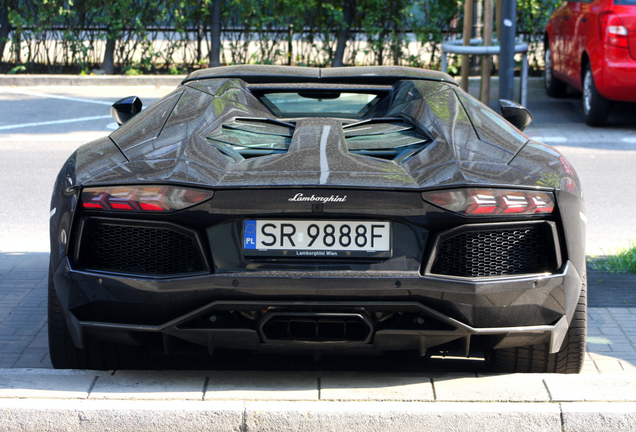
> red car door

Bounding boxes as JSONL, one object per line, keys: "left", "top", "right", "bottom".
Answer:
{"left": 549, "top": 2, "right": 569, "bottom": 74}
{"left": 561, "top": 1, "right": 585, "bottom": 82}
{"left": 569, "top": 0, "right": 598, "bottom": 86}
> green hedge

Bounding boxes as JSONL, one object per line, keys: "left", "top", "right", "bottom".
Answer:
{"left": 0, "top": 0, "right": 559, "bottom": 74}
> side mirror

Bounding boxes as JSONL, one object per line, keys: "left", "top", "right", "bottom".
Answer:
{"left": 111, "top": 96, "right": 143, "bottom": 126}
{"left": 499, "top": 99, "right": 532, "bottom": 131}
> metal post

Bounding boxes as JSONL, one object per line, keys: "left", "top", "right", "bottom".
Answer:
{"left": 521, "top": 52, "right": 528, "bottom": 107}
{"left": 470, "top": 0, "right": 484, "bottom": 75}
{"left": 209, "top": 0, "right": 222, "bottom": 67}
{"left": 480, "top": 0, "right": 494, "bottom": 104}
{"left": 461, "top": 0, "right": 474, "bottom": 91}
{"left": 498, "top": 0, "right": 517, "bottom": 101}
{"left": 495, "top": 0, "right": 502, "bottom": 43}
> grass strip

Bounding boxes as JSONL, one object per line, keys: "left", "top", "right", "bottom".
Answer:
{"left": 588, "top": 244, "right": 636, "bottom": 274}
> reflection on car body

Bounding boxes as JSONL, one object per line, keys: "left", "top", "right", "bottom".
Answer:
{"left": 48, "top": 65, "right": 586, "bottom": 373}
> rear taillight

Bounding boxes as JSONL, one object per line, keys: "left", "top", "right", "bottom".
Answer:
{"left": 81, "top": 186, "right": 214, "bottom": 211}
{"left": 422, "top": 189, "right": 554, "bottom": 216}
{"left": 600, "top": 12, "right": 629, "bottom": 48}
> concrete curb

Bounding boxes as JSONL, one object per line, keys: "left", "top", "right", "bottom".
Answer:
{"left": 0, "top": 75, "right": 186, "bottom": 87}
{"left": 244, "top": 401, "right": 562, "bottom": 432}
{"left": 2, "top": 370, "right": 636, "bottom": 431}
{"left": 0, "top": 399, "right": 244, "bottom": 432}
{"left": 0, "top": 74, "right": 544, "bottom": 88}
{"left": 562, "top": 403, "right": 636, "bottom": 432}
{"left": 1, "top": 399, "right": 636, "bottom": 432}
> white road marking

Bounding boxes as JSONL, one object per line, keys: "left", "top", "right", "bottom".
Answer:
{"left": 532, "top": 136, "right": 568, "bottom": 143}
{"left": 319, "top": 125, "right": 331, "bottom": 185}
{"left": 0, "top": 115, "right": 112, "bottom": 130}
{"left": 106, "top": 122, "right": 119, "bottom": 130}
{"left": 3, "top": 88, "right": 113, "bottom": 105}
{"left": 622, "top": 137, "right": 636, "bottom": 144}
{"left": 0, "top": 239, "right": 49, "bottom": 252}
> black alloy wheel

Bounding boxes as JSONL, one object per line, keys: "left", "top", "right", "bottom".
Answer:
{"left": 582, "top": 64, "right": 610, "bottom": 127}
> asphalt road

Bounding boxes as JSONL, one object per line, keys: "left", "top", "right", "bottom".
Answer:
{"left": 522, "top": 89, "right": 636, "bottom": 256}
{"left": 0, "top": 82, "right": 635, "bottom": 255}
{"left": 0, "top": 86, "right": 169, "bottom": 251}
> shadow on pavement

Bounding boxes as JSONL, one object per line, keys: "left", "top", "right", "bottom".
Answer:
{"left": 1, "top": 251, "right": 635, "bottom": 373}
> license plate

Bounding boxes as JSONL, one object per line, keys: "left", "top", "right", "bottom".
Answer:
{"left": 243, "top": 220, "right": 391, "bottom": 258}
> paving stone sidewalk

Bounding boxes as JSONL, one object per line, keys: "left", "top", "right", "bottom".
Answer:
{"left": 1, "top": 251, "right": 635, "bottom": 373}
{"left": 2, "top": 369, "right": 636, "bottom": 402}
{"left": 0, "top": 252, "right": 50, "bottom": 369}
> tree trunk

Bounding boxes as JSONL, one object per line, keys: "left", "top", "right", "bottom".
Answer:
{"left": 0, "top": 6, "right": 10, "bottom": 69}
{"left": 460, "top": 0, "right": 474, "bottom": 91}
{"left": 196, "top": 0, "right": 202, "bottom": 64}
{"left": 209, "top": 0, "right": 222, "bottom": 67}
{"left": 287, "top": 25, "right": 293, "bottom": 66}
{"left": 101, "top": 28, "right": 116, "bottom": 74}
{"left": 377, "top": 30, "right": 387, "bottom": 66}
{"left": 331, "top": 0, "right": 354, "bottom": 67}
{"left": 197, "top": 23, "right": 203, "bottom": 64}
{"left": 14, "top": 30, "right": 20, "bottom": 64}
{"left": 392, "top": 23, "right": 401, "bottom": 65}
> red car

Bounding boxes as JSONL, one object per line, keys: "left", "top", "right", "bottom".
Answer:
{"left": 545, "top": 0, "right": 636, "bottom": 126}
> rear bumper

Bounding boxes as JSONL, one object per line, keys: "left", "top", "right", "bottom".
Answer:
{"left": 597, "top": 48, "right": 636, "bottom": 101}
{"left": 67, "top": 301, "right": 571, "bottom": 356}
{"left": 54, "top": 258, "right": 584, "bottom": 355}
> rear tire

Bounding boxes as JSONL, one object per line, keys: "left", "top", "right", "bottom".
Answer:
{"left": 487, "top": 273, "right": 587, "bottom": 374}
{"left": 582, "top": 64, "right": 610, "bottom": 127}
{"left": 545, "top": 47, "right": 567, "bottom": 98}
{"left": 48, "top": 265, "right": 86, "bottom": 369}
{"left": 48, "top": 263, "right": 143, "bottom": 370}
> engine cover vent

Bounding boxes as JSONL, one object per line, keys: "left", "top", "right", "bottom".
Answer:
{"left": 206, "top": 117, "right": 295, "bottom": 161}
{"left": 343, "top": 118, "right": 431, "bottom": 161}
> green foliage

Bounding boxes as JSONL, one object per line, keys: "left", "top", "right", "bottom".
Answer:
{"left": 357, "top": 0, "right": 409, "bottom": 65}
{"left": 222, "top": 0, "right": 343, "bottom": 67}
{"left": 589, "top": 244, "right": 636, "bottom": 274}
{"left": 123, "top": 67, "right": 143, "bottom": 75}
{"left": 411, "top": 0, "right": 462, "bottom": 68}
{"left": 8, "top": 64, "right": 26, "bottom": 74}
{"left": 516, "top": 0, "right": 561, "bottom": 38}
{"left": 0, "top": 0, "right": 556, "bottom": 74}
{"left": 515, "top": 0, "right": 561, "bottom": 71}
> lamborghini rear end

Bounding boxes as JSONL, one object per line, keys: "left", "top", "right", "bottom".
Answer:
{"left": 48, "top": 66, "right": 586, "bottom": 373}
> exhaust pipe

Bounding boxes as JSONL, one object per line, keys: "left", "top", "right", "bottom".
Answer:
{"left": 259, "top": 312, "right": 374, "bottom": 344}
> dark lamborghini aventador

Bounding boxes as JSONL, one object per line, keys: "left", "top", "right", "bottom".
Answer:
{"left": 49, "top": 65, "right": 587, "bottom": 373}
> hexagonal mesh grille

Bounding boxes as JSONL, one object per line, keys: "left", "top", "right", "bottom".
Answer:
{"left": 83, "top": 222, "right": 204, "bottom": 275}
{"left": 430, "top": 226, "right": 550, "bottom": 277}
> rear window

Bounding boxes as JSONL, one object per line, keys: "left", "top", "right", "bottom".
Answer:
{"left": 614, "top": 0, "right": 636, "bottom": 4}
{"left": 256, "top": 91, "right": 384, "bottom": 119}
